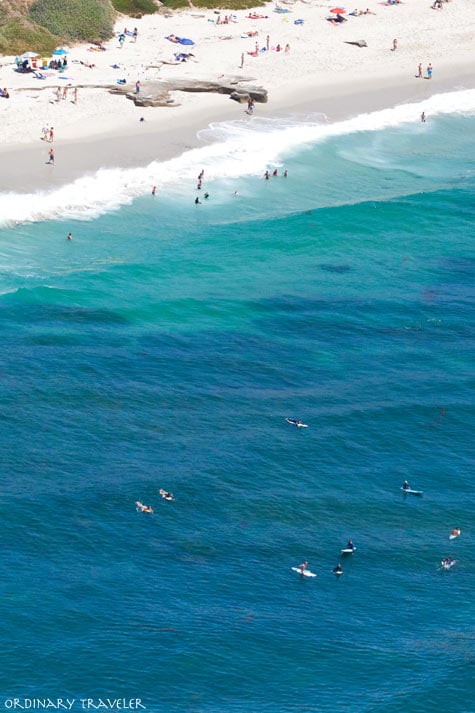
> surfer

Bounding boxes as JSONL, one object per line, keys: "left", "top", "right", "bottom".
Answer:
{"left": 159, "top": 489, "right": 174, "bottom": 501}
{"left": 299, "top": 561, "right": 308, "bottom": 574}
{"left": 333, "top": 563, "right": 343, "bottom": 574}
{"left": 450, "top": 528, "right": 461, "bottom": 538}
{"left": 441, "top": 557, "right": 455, "bottom": 569}
{"left": 346, "top": 540, "right": 355, "bottom": 551}
{"left": 402, "top": 480, "right": 410, "bottom": 491}
{"left": 136, "top": 501, "right": 153, "bottom": 513}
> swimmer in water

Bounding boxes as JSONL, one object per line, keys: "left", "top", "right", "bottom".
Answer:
{"left": 136, "top": 501, "right": 153, "bottom": 513}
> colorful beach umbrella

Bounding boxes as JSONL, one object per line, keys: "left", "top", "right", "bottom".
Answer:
{"left": 52, "top": 48, "right": 69, "bottom": 55}
{"left": 330, "top": 7, "right": 346, "bottom": 13}
{"left": 19, "top": 51, "right": 40, "bottom": 59}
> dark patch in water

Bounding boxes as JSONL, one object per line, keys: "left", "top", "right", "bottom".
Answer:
{"left": 320, "top": 264, "right": 352, "bottom": 274}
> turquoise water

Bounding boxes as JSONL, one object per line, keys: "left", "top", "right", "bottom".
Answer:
{"left": 0, "top": 99, "right": 474, "bottom": 712}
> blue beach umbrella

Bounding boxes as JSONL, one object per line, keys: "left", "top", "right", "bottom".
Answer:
{"left": 52, "top": 48, "right": 69, "bottom": 56}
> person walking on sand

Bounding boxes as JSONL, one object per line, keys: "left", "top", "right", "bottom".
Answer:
{"left": 417, "top": 63, "right": 422, "bottom": 78}
{"left": 73, "top": 87, "right": 78, "bottom": 104}
{"left": 56, "top": 86, "right": 61, "bottom": 103}
{"left": 266, "top": 35, "right": 270, "bottom": 51}
{"left": 427, "top": 63, "right": 433, "bottom": 79}
{"left": 152, "top": 186, "right": 157, "bottom": 196}
{"left": 421, "top": 111, "right": 426, "bottom": 123}
{"left": 133, "top": 27, "right": 138, "bottom": 43}
{"left": 392, "top": 38, "right": 397, "bottom": 51}
{"left": 47, "top": 148, "right": 54, "bottom": 164}
{"left": 135, "top": 80, "right": 141, "bottom": 94}
{"left": 240, "top": 52, "right": 244, "bottom": 69}
{"left": 48, "top": 127, "right": 54, "bottom": 143}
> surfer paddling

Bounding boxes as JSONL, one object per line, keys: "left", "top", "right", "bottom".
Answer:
{"left": 136, "top": 501, "right": 153, "bottom": 513}
{"left": 402, "top": 480, "right": 410, "bottom": 491}
{"left": 286, "top": 418, "right": 308, "bottom": 428}
{"left": 159, "top": 488, "right": 174, "bottom": 501}
{"left": 450, "top": 528, "right": 461, "bottom": 539}
{"left": 299, "top": 561, "right": 309, "bottom": 575}
{"left": 333, "top": 563, "right": 343, "bottom": 575}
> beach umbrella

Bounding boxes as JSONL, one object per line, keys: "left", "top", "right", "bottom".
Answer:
{"left": 330, "top": 7, "right": 346, "bottom": 13}
{"left": 52, "top": 48, "right": 69, "bottom": 55}
{"left": 19, "top": 51, "right": 40, "bottom": 59}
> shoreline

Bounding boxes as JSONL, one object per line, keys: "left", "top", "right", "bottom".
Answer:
{"left": 0, "top": 0, "right": 474, "bottom": 193}
{"left": 1, "top": 66, "right": 474, "bottom": 194}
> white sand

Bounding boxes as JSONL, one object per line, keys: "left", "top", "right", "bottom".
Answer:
{"left": 0, "top": 0, "right": 474, "bottom": 188}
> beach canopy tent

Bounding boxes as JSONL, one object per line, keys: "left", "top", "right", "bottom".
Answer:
{"left": 19, "top": 52, "right": 40, "bottom": 59}
{"left": 52, "top": 48, "right": 69, "bottom": 55}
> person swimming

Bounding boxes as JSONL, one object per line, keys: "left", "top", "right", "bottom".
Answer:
{"left": 136, "top": 501, "right": 153, "bottom": 513}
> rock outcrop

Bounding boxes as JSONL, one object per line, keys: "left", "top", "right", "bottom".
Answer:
{"left": 110, "top": 77, "right": 268, "bottom": 108}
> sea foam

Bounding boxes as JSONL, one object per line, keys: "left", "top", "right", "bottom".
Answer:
{"left": 0, "top": 88, "right": 474, "bottom": 226}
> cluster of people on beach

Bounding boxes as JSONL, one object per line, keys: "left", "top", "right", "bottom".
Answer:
{"left": 119, "top": 28, "right": 138, "bottom": 47}
{"left": 416, "top": 62, "right": 433, "bottom": 79}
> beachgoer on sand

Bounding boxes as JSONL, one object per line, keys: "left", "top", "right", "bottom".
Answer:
{"left": 49, "top": 127, "right": 54, "bottom": 142}
{"left": 421, "top": 111, "right": 426, "bottom": 123}
{"left": 47, "top": 148, "right": 54, "bottom": 164}
{"left": 427, "top": 63, "right": 433, "bottom": 79}
{"left": 392, "top": 38, "right": 397, "bottom": 51}
{"left": 417, "top": 63, "right": 422, "bottom": 78}
{"left": 135, "top": 80, "right": 141, "bottom": 94}
{"left": 240, "top": 52, "right": 244, "bottom": 68}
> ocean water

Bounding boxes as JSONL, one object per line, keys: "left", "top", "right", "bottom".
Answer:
{"left": 0, "top": 90, "right": 474, "bottom": 713}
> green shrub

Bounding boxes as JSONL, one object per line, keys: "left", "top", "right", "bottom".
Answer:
{"left": 0, "top": 17, "right": 58, "bottom": 56}
{"left": 112, "top": 0, "right": 158, "bottom": 15}
{"left": 29, "top": 0, "right": 116, "bottom": 41}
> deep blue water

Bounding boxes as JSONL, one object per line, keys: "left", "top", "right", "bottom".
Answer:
{"left": 0, "top": 104, "right": 474, "bottom": 712}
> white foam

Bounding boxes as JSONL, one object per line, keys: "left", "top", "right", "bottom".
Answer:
{"left": 1, "top": 88, "right": 474, "bottom": 226}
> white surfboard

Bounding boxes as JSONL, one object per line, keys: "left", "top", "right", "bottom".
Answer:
{"left": 341, "top": 548, "right": 356, "bottom": 555}
{"left": 286, "top": 418, "right": 308, "bottom": 428}
{"left": 333, "top": 570, "right": 343, "bottom": 576}
{"left": 401, "top": 487, "right": 423, "bottom": 496}
{"left": 292, "top": 567, "right": 317, "bottom": 578}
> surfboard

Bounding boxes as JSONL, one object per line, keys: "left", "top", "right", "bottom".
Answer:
{"left": 292, "top": 567, "right": 317, "bottom": 578}
{"left": 333, "top": 570, "right": 343, "bottom": 576}
{"left": 341, "top": 548, "right": 356, "bottom": 555}
{"left": 286, "top": 418, "right": 308, "bottom": 428}
{"left": 401, "top": 488, "right": 423, "bottom": 496}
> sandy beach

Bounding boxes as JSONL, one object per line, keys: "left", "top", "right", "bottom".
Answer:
{"left": 0, "top": 0, "right": 474, "bottom": 192}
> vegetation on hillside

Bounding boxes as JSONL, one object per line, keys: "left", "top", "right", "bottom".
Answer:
{"left": 29, "top": 0, "right": 115, "bottom": 41}
{"left": 0, "top": 0, "right": 265, "bottom": 56}
{"left": 112, "top": 0, "right": 158, "bottom": 16}
{"left": 0, "top": 7, "right": 58, "bottom": 55}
